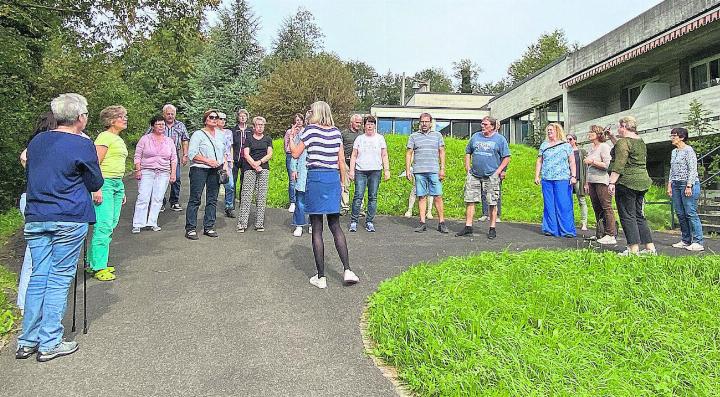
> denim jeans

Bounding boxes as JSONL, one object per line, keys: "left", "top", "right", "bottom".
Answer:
{"left": 351, "top": 170, "right": 381, "bottom": 224}
{"left": 286, "top": 154, "right": 296, "bottom": 204}
{"left": 293, "top": 190, "right": 308, "bottom": 226}
{"left": 615, "top": 184, "right": 653, "bottom": 245}
{"left": 224, "top": 164, "right": 235, "bottom": 210}
{"left": 18, "top": 221, "right": 88, "bottom": 351}
{"left": 671, "top": 180, "right": 704, "bottom": 245}
{"left": 17, "top": 193, "right": 31, "bottom": 311}
{"left": 168, "top": 150, "right": 182, "bottom": 205}
{"left": 89, "top": 178, "right": 124, "bottom": 271}
{"left": 185, "top": 166, "right": 220, "bottom": 231}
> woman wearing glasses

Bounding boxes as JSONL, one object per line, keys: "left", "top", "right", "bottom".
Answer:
{"left": 668, "top": 127, "right": 704, "bottom": 251}
{"left": 88, "top": 105, "right": 129, "bottom": 282}
{"left": 185, "top": 109, "right": 227, "bottom": 240}
{"left": 534, "top": 123, "right": 577, "bottom": 237}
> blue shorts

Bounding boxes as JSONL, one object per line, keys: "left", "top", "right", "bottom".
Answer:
{"left": 414, "top": 173, "right": 443, "bottom": 197}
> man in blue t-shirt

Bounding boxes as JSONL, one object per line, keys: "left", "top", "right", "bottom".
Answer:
{"left": 456, "top": 116, "right": 510, "bottom": 239}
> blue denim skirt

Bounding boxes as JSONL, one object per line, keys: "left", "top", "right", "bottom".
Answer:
{"left": 305, "top": 168, "right": 341, "bottom": 215}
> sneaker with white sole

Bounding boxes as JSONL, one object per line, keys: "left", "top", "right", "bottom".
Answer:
{"left": 478, "top": 215, "right": 488, "bottom": 222}
{"left": 349, "top": 222, "right": 357, "bottom": 232}
{"left": 639, "top": 248, "right": 657, "bottom": 256}
{"left": 404, "top": 210, "right": 412, "bottom": 218}
{"left": 686, "top": 243, "right": 705, "bottom": 252}
{"left": 426, "top": 212, "right": 433, "bottom": 220}
{"left": 293, "top": 226, "right": 303, "bottom": 237}
{"left": 343, "top": 269, "right": 359, "bottom": 285}
{"left": 496, "top": 218, "right": 502, "bottom": 223}
{"left": 618, "top": 248, "right": 638, "bottom": 257}
{"left": 170, "top": 203, "right": 183, "bottom": 211}
{"left": 288, "top": 203, "right": 296, "bottom": 213}
{"left": 37, "top": 341, "right": 79, "bottom": 362}
{"left": 597, "top": 235, "right": 617, "bottom": 245}
{"left": 672, "top": 241, "right": 690, "bottom": 248}
{"left": 151, "top": 226, "right": 162, "bottom": 232}
{"left": 310, "top": 274, "right": 327, "bottom": 289}
{"left": 131, "top": 227, "right": 141, "bottom": 234}
{"left": 365, "top": 222, "right": 375, "bottom": 232}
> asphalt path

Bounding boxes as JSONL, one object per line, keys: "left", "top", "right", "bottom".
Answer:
{"left": 1, "top": 173, "right": 716, "bottom": 396}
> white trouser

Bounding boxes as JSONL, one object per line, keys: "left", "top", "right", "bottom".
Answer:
{"left": 132, "top": 169, "right": 170, "bottom": 228}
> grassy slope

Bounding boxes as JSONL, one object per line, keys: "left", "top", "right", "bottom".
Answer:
{"left": 0, "top": 208, "right": 23, "bottom": 335}
{"left": 367, "top": 250, "right": 720, "bottom": 396}
{"left": 266, "top": 135, "right": 672, "bottom": 229}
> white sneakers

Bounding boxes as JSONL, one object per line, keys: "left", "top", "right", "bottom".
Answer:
{"left": 672, "top": 241, "right": 689, "bottom": 248}
{"left": 686, "top": 243, "right": 705, "bottom": 251}
{"left": 309, "top": 275, "right": 327, "bottom": 289}
{"left": 404, "top": 210, "right": 412, "bottom": 218}
{"left": 426, "top": 212, "right": 433, "bottom": 220}
{"left": 478, "top": 216, "right": 488, "bottom": 222}
{"left": 309, "top": 270, "right": 360, "bottom": 289}
{"left": 293, "top": 226, "right": 303, "bottom": 237}
{"left": 288, "top": 203, "right": 296, "bottom": 213}
{"left": 597, "top": 235, "right": 617, "bottom": 245}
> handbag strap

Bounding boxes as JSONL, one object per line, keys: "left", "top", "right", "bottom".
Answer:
{"left": 201, "top": 130, "right": 221, "bottom": 165}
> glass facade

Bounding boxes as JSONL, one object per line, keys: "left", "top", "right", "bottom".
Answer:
{"left": 374, "top": 117, "right": 482, "bottom": 138}
{"left": 394, "top": 119, "right": 412, "bottom": 135}
{"left": 378, "top": 118, "right": 393, "bottom": 134}
{"left": 451, "top": 121, "right": 470, "bottom": 139}
{"left": 691, "top": 55, "right": 720, "bottom": 91}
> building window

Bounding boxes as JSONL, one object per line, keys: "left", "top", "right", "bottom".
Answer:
{"left": 621, "top": 78, "right": 657, "bottom": 110}
{"left": 451, "top": 121, "right": 470, "bottom": 139}
{"left": 470, "top": 121, "right": 482, "bottom": 135}
{"left": 394, "top": 119, "right": 412, "bottom": 135}
{"left": 378, "top": 118, "right": 393, "bottom": 134}
{"left": 690, "top": 54, "right": 720, "bottom": 91}
{"left": 435, "top": 120, "right": 451, "bottom": 136}
{"left": 500, "top": 121, "right": 510, "bottom": 142}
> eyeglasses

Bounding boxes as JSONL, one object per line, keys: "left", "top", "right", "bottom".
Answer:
{"left": 567, "top": 137, "right": 575, "bottom": 141}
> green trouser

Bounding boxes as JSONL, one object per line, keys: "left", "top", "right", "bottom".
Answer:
{"left": 89, "top": 178, "right": 124, "bottom": 271}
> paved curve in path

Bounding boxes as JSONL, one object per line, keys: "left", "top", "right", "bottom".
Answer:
{"left": 2, "top": 175, "right": 716, "bottom": 396}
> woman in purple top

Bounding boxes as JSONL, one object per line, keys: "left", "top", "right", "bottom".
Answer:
{"left": 290, "top": 101, "right": 358, "bottom": 289}
{"left": 131, "top": 115, "right": 178, "bottom": 233}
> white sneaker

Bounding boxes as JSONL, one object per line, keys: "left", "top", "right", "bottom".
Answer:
{"left": 131, "top": 227, "right": 141, "bottom": 234}
{"left": 672, "top": 241, "right": 689, "bottom": 248}
{"left": 404, "top": 210, "right": 412, "bottom": 218}
{"left": 639, "top": 248, "right": 657, "bottom": 256}
{"left": 288, "top": 203, "right": 295, "bottom": 213}
{"left": 151, "top": 226, "right": 162, "bottom": 232}
{"left": 478, "top": 216, "right": 488, "bottom": 222}
{"left": 293, "top": 226, "right": 303, "bottom": 237}
{"left": 597, "top": 235, "right": 617, "bottom": 245}
{"left": 581, "top": 223, "right": 588, "bottom": 231}
{"left": 686, "top": 243, "right": 705, "bottom": 252}
{"left": 426, "top": 212, "right": 433, "bottom": 220}
{"left": 618, "top": 248, "right": 638, "bottom": 257}
{"left": 496, "top": 218, "right": 502, "bottom": 223}
{"left": 309, "top": 274, "right": 327, "bottom": 289}
{"left": 343, "top": 269, "right": 359, "bottom": 285}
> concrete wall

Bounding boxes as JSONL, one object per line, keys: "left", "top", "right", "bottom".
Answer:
{"left": 370, "top": 106, "right": 489, "bottom": 120}
{"left": 566, "top": 0, "right": 720, "bottom": 75}
{"left": 406, "top": 93, "right": 493, "bottom": 108}
{"left": 571, "top": 84, "right": 720, "bottom": 144}
{"left": 488, "top": 59, "right": 567, "bottom": 121}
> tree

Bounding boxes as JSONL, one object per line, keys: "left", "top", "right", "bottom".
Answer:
{"left": 347, "top": 60, "right": 378, "bottom": 110}
{"left": 475, "top": 79, "right": 511, "bottom": 95}
{"left": 452, "top": 59, "right": 483, "bottom": 93}
{"left": 271, "top": 7, "right": 324, "bottom": 61}
{"left": 182, "top": 0, "right": 263, "bottom": 128}
{"left": 507, "top": 29, "right": 573, "bottom": 83}
{"left": 413, "top": 68, "right": 453, "bottom": 94}
{"left": 248, "top": 54, "right": 357, "bottom": 136}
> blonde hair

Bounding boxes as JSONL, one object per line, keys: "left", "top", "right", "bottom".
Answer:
{"left": 589, "top": 125, "right": 606, "bottom": 142}
{"left": 546, "top": 122, "right": 565, "bottom": 141}
{"left": 308, "top": 101, "right": 334, "bottom": 127}
{"left": 253, "top": 116, "right": 266, "bottom": 125}
{"left": 619, "top": 116, "right": 638, "bottom": 132}
{"left": 99, "top": 105, "right": 127, "bottom": 128}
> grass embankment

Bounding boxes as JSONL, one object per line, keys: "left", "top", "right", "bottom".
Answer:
{"left": 0, "top": 208, "right": 23, "bottom": 336}
{"left": 366, "top": 250, "right": 720, "bottom": 396}
{"left": 265, "top": 135, "right": 672, "bottom": 229}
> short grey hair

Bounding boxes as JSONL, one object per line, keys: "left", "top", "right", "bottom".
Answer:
{"left": 253, "top": 116, "right": 266, "bottom": 125}
{"left": 162, "top": 104, "right": 176, "bottom": 113}
{"left": 51, "top": 93, "right": 88, "bottom": 126}
{"left": 236, "top": 108, "right": 249, "bottom": 120}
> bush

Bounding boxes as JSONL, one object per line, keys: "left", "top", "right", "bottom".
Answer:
{"left": 366, "top": 250, "right": 720, "bottom": 396}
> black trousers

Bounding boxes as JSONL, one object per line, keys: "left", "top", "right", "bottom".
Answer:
{"left": 615, "top": 184, "right": 653, "bottom": 245}
{"left": 185, "top": 167, "right": 220, "bottom": 232}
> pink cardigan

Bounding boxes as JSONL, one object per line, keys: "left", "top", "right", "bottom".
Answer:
{"left": 134, "top": 134, "right": 178, "bottom": 173}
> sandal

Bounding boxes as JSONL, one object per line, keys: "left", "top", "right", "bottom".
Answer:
{"left": 94, "top": 269, "right": 116, "bottom": 281}
{"left": 86, "top": 266, "right": 115, "bottom": 275}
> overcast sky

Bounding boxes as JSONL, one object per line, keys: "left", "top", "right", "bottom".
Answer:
{"left": 218, "top": 0, "right": 662, "bottom": 83}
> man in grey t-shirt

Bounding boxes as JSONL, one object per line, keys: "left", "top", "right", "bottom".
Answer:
{"left": 405, "top": 112, "right": 448, "bottom": 233}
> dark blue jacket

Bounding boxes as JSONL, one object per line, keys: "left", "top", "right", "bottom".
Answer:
{"left": 24, "top": 130, "right": 104, "bottom": 224}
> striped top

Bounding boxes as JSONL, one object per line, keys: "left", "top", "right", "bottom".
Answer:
{"left": 300, "top": 125, "right": 342, "bottom": 169}
{"left": 407, "top": 130, "right": 445, "bottom": 174}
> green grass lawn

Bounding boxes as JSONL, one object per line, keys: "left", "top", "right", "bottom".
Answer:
{"left": 366, "top": 250, "right": 720, "bottom": 396}
{"left": 265, "top": 135, "right": 672, "bottom": 229}
{"left": 0, "top": 208, "right": 23, "bottom": 336}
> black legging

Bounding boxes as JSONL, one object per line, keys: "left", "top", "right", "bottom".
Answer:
{"left": 310, "top": 214, "right": 350, "bottom": 278}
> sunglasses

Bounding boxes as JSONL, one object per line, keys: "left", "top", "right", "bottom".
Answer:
{"left": 219, "top": 118, "right": 226, "bottom": 121}
{"left": 567, "top": 137, "right": 575, "bottom": 141}
{"left": 207, "top": 115, "right": 219, "bottom": 120}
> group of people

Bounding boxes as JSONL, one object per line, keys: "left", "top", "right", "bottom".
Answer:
{"left": 12, "top": 89, "right": 709, "bottom": 363}
{"left": 535, "top": 116, "right": 705, "bottom": 255}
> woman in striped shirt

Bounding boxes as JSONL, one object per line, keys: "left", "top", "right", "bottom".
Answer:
{"left": 290, "top": 101, "right": 359, "bottom": 289}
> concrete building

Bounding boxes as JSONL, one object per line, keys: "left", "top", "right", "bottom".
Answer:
{"left": 488, "top": 0, "right": 720, "bottom": 177}
{"left": 370, "top": 92, "right": 492, "bottom": 139}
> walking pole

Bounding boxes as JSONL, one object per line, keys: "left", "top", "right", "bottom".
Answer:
{"left": 71, "top": 253, "right": 79, "bottom": 333}
{"left": 83, "top": 237, "right": 88, "bottom": 334}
